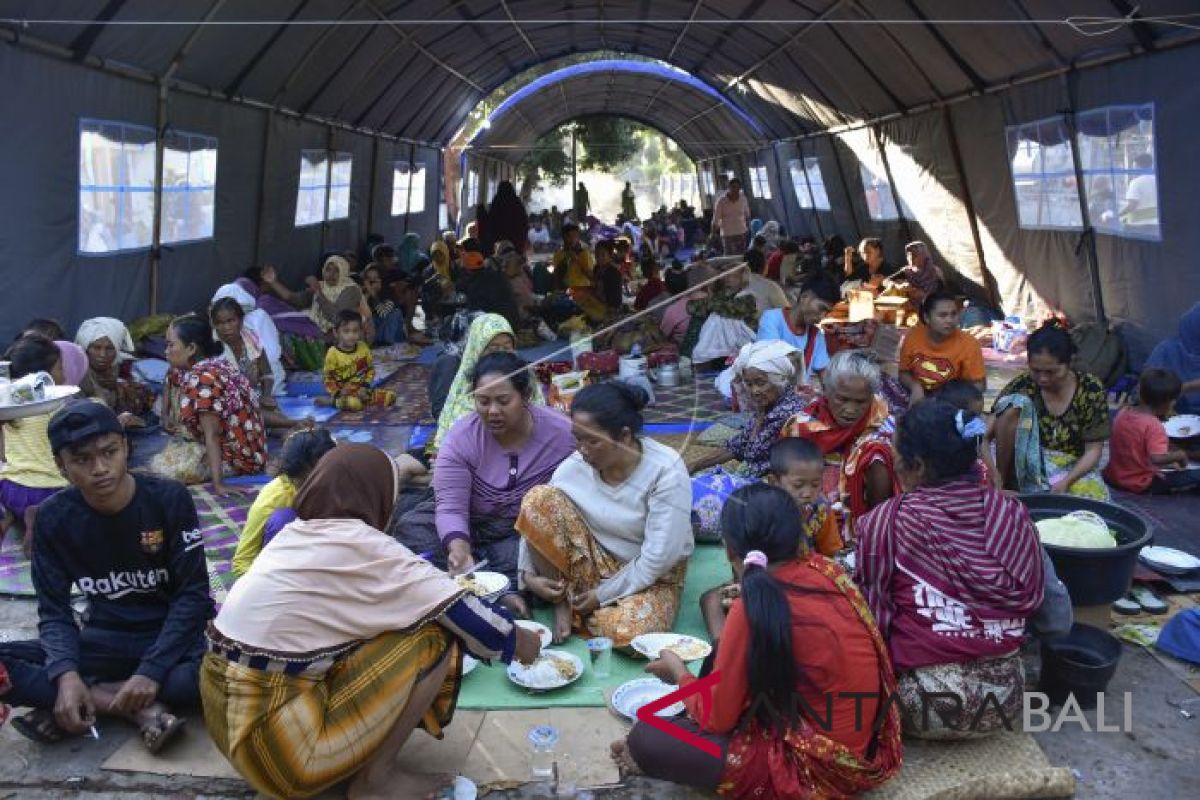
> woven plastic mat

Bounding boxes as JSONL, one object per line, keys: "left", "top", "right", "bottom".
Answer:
{"left": 865, "top": 733, "right": 1075, "bottom": 800}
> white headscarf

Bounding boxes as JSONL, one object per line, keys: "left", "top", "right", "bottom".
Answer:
{"left": 733, "top": 340, "right": 799, "bottom": 382}
{"left": 74, "top": 317, "right": 136, "bottom": 362}
{"left": 212, "top": 283, "right": 286, "bottom": 395}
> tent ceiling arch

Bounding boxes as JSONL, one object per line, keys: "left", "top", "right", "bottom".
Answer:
{"left": 7, "top": 1, "right": 1196, "bottom": 148}
{"left": 466, "top": 59, "right": 770, "bottom": 162}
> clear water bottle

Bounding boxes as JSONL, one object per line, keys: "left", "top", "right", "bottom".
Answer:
{"left": 0, "top": 360, "right": 10, "bottom": 405}
{"left": 528, "top": 724, "right": 559, "bottom": 782}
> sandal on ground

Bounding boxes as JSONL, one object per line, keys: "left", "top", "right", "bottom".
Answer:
{"left": 1113, "top": 595, "right": 1141, "bottom": 615}
{"left": 1130, "top": 585, "right": 1169, "bottom": 615}
{"left": 11, "top": 709, "right": 67, "bottom": 744}
{"left": 141, "top": 712, "right": 187, "bottom": 754}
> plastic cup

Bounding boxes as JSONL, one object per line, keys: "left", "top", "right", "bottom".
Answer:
{"left": 528, "top": 724, "right": 559, "bottom": 782}
{"left": 586, "top": 637, "right": 613, "bottom": 679}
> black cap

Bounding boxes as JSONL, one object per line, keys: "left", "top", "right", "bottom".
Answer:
{"left": 47, "top": 400, "right": 124, "bottom": 455}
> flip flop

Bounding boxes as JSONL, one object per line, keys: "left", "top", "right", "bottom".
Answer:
{"left": 1113, "top": 595, "right": 1141, "bottom": 616}
{"left": 1130, "top": 585, "right": 1169, "bottom": 615}
{"left": 11, "top": 709, "right": 67, "bottom": 744}
{"left": 141, "top": 712, "right": 187, "bottom": 754}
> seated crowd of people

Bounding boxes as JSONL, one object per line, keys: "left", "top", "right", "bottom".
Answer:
{"left": 1, "top": 181, "right": 1197, "bottom": 800}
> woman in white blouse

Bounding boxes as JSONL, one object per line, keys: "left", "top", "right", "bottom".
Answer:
{"left": 516, "top": 382, "right": 694, "bottom": 645}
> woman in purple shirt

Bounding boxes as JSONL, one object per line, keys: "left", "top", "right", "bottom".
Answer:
{"left": 390, "top": 352, "right": 574, "bottom": 616}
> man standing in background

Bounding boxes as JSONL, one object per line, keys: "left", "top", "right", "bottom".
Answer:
{"left": 713, "top": 178, "right": 751, "bottom": 255}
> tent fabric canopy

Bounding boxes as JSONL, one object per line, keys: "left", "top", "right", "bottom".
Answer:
{"left": 469, "top": 59, "right": 770, "bottom": 162}
{"left": 4, "top": 0, "right": 1193, "bottom": 148}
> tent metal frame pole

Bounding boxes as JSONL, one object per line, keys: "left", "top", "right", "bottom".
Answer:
{"left": 873, "top": 126, "right": 912, "bottom": 244}
{"left": 253, "top": 107, "right": 274, "bottom": 267}
{"left": 796, "top": 141, "right": 826, "bottom": 241}
{"left": 1061, "top": 74, "right": 1108, "bottom": 325}
{"left": 148, "top": 81, "right": 167, "bottom": 316}
{"left": 320, "top": 127, "right": 334, "bottom": 256}
{"left": 366, "top": 135, "right": 380, "bottom": 241}
{"left": 942, "top": 106, "right": 1001, "bottom": 309}
{"left": 827, "top": 138, "right": 862, "bottom": 243}
{"left": 404, "top": 143, "right": 416, "bottom": 235}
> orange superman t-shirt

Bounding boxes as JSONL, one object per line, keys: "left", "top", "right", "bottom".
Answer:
{"left": 899, "top": 325, "right": 986, "bottom": 392}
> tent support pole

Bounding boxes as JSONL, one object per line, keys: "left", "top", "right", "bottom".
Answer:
{"left": 320, "top": 126, "right": 334, "bottom": 256}
{"left": 796, "top": 142, "right": 826, "bottom": 241}
{"left": 1062, "top": 74, "right": 1107, "bottom": 325}
{"left": 253, "top": 108, "right": 274, "bottom": 267}
{"left": 404, "top": 143, "right": 416, "bottom": 234}
{"left": 942, "top": 106, "right": 1001, "bottom": 309}
{"left": 873, "top": 127, "right": 912, "bottom": 244}
{"left": 148, "top": 81, "right": 167, "bottom": 316}
{"left": 366, "top": 135, "right": 380, "bottom": 241}
{"left": 828, "top": 138, "right": 862, "bottom": 243}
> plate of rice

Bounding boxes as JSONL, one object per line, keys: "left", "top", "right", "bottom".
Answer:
{"left": 455, "top": 571, "right": 509, "bottom": 601}
{"left": 630, "top": 633, "right": 712, "bottom": 662}
{"left": 507, "top": 649, "right": 584, "bottom": 691}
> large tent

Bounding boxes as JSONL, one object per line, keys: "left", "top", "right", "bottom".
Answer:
{"left": 2, "top": 2, "right": 1198, "bottom": 359}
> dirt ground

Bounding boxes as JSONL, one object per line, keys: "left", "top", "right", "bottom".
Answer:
{"left": 1, "top": 596, "right": 1196, "bottom": 799}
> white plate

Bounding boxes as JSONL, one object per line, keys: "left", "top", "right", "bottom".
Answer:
{"left": 0, "top": 385, "right": 79, "bottom": 421}
{"left": 462, "top": 654, "right": 480, "bottom": 675}
{"left": 515, "top": 619, "right": 553, "bottom": 648}
{"left": 455, "top": 571, "right": 509, "bottom": 601}
{"left": 506, "top": 649, "right": 584, "bottom": 691}
{"left": 610, "top": 678, "right": 686, "bottom": 721}
{"left": 630, "top": 633, "right": 712, "bottom": 662}
{"left": 1139, "top": 546, "right": 1200, "bottom": 575}
{"left": 1165, "top": 415, "right": 1200, "bottom": 439}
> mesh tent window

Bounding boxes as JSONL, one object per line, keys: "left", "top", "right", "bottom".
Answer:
{"left": 858, "top": 148, "right": 900, "bottom": 222}
{"left": 295, "top": 150, "right": 352, "bottom": 226}
{"left": 78, "top": 119, "right": 157, "bottom": 254}
{"left": 789, "top": 156, "right": 830, "bottom": 211}
{"left": 1006, "top": 116, "right": 1083, "bottom": 231}
{"left": 1076, "top": 104, "right": 1159, "bottom": 241}
{"left": 391, "top": 161, "right": 427, "bottom": 216}
{"left": 750, "top": 164, "right": 772, "bottom": 200}
{"left": 161, "top": 131, "right": 218, "bottom": 246}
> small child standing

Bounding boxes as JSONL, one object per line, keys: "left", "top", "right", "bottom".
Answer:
{"left": 1106, "top": 368, "right": 1199, "bottom": 493}
{"left": 700, "top": 438, "right": 842, "bottom": 643}
{"left": 320, "top": 310, "right": 396, "bottom": 411}
{"left": 0, "top": 335, "right": 69, "bottom": 556}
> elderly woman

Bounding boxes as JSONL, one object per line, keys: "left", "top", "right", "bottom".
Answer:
{"left": 211, "top": 282, "right": 286, "bottom": 395}
{"left": 431, "top": 313, "right": 546, "bottom": 452}
{"left": 897, "top": 241, "right": 944, "bottom": 299}
{"left": 782, "top": 350, "right": 899, "bottom": 540}
{"left": 516, "top": 382, "right": 694, "bottom": 646}
{"left": 152, "top": 315, "right": 267, "bottom": 493}
{"left": 393, "top": 352, "right": 574, "bottom": 616}
{"left": 201, "top": 444, "right": 541, "bottom": 800}
{"left": 691, "top": 341, "right": 811, "bottom": 539}
{"left": 857, "top": 400, "right": 1044, "bottom": 738}
{"left": 993, "top": 325, "right": 1111, "bottom": 499}
{"left": 74, "top": 317, "right": 155, "bottom": 428}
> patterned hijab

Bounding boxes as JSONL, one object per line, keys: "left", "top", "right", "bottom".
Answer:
{"left": 432, "top": 313, "right": 545, "bottom": 451}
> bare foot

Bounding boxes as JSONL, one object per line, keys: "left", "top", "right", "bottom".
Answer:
{"left": 348, "top": 770, "right": 454, "bottom": 800}
{"left": 610, "top": 739, "right": 644, "bottom": 776}
{"left": 552, "top": 601, "right": 573, "bottom": 644}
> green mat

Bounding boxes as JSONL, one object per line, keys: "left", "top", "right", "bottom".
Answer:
{"left": 457, "top": 542, "right": 732, "bottom": 710}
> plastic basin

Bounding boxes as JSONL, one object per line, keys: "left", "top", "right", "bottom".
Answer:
{"left": 1018, "top": 494, "right": 1153, "bottom": 606}
{"left": 1039, "top": 623, "right": 1122, "bottom": 709}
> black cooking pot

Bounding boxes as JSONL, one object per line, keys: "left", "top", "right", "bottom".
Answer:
{"left": 1018, "top": 494, "right": 1153, "bottom": 606}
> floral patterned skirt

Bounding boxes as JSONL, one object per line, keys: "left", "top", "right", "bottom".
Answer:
{"left": 515, "top": 486, "right": 686, "bottom": 648}
{"left": 895, "top": 650, "right": 1025, "bottom": 740}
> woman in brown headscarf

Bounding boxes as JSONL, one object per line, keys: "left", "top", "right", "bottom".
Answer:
{"left": 200, "top": 444, "right": 540, "bottom": 800}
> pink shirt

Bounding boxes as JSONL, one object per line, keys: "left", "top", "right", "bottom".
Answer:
{"left": 713, "top": 192, "right": 750, "bottom": 237}
{"left": 660, "top": 295, "right": 692, "bottom": 343}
